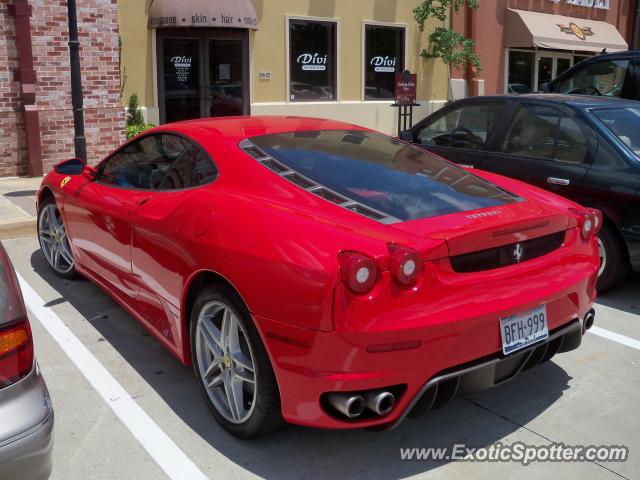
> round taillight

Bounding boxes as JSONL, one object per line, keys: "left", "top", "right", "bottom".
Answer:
{"left": 338, "top": 252, "right": 377, "bottom": 294}
{"left": 389, "top": 245, "right": 422, "bottom": 286}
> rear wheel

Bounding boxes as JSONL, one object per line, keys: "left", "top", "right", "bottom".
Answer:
{"left": 596, "top": 223, "right": 628, "bottom": 292}
{"left": 37, "top": 198, "right": 77, "bottom": 279}
{"left": 190, "top": 285, "right": 283, "bottom": 438}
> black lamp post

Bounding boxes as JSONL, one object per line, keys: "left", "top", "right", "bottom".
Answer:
{"left": 66, "top": 0, "right": 87, "bottom": 162}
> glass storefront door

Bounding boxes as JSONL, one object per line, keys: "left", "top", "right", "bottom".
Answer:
{"left": 535, "top": 52, "right": 573, "bottom": 91}
{"left": 158, "top": 31, "right": 248, "bottom": 124}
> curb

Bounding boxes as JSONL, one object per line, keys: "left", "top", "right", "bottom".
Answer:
{"left": 0, "top": 218, "right": 37, "bottom": 240}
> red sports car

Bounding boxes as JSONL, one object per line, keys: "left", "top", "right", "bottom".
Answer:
{"left": 37, "top": 117, "right": 600, "bottom": 438}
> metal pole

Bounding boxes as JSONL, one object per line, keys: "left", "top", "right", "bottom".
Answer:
{"left": 67, "top": 0, "right": 87, "bottom": 162}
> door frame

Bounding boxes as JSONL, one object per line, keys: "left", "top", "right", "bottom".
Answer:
{"left": 156, "top": 28, "right": 250, "bottom": 124}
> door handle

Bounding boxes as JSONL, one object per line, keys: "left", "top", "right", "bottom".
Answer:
{"left": 137, "top": 196, "right": 153, "bottom": 206}
{"left": 546, "top": 177, "right": 570, "bottom": 186}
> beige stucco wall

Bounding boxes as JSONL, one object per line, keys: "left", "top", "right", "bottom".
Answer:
{"left": 117, "top": 0, "right": 448, "bottom": 133}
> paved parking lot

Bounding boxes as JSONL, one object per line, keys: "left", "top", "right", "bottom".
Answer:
{"left": 4, "top": 235, "right": 639, "bottom": 480}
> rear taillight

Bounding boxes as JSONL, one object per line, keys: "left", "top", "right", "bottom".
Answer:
{"left": 0, "top": 246, "right": 33, "bottom": 388}
{"left": 338, "top": 251, "right": 377, "bottom": 294}
{"left": 388, "top": 245, "right": 422, "bottom": 286}
{"left": 571, "top": 208, "right": 603, "bottom": 241}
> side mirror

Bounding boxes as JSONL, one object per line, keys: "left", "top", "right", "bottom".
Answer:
{"left": 540, "top": 82, "right": 551, "bottom": 93}
{"left": 399, "top": 130, "right": 414, "bottom": 142}
{"left": 82, "top": 164, "right": 97, "bottom": 182}
{"left": 54, "top": 157, "right": 85, "bottom": 175}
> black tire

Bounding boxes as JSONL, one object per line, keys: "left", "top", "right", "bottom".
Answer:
{"left": 189, "top": 284, "right": 283, "bottom": 438}
{"left": 597, "top": 223, "right": 629, "bottom": 293}
{"left": 37, "top": 197, "right": 78, "bottom": 280}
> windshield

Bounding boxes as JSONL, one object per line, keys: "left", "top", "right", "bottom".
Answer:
{"left": 250, "top": 130, "right": 518, "bottom": 221}
{"left": 593, "top": 107, "right": 640, "bottom": 157}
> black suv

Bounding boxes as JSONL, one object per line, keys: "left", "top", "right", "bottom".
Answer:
{"left": 544, "top": 50, "right": 640, "bottom": 100}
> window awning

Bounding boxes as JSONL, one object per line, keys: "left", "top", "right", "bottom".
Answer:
{"left": 504, "top": 9, "right": 627, "bottom": 52}
{"left": 148, "top": 0, "right": 258, "bottom": 30}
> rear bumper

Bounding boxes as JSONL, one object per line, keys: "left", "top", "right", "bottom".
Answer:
{"left": 255, "top": 229, "right": 598, "bottom": 430}
{"left": 0, "top": 365, "right": 54, "bottom": 480}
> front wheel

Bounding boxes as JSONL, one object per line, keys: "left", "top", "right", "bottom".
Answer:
{"left": 37, "top": 198, "right": 77, "bottom": 279}
{"left": 190, "top": 285, "right": 283, "bottom": 438}
{"left": 596, "top": 223, "right": 628, "bottom": 292}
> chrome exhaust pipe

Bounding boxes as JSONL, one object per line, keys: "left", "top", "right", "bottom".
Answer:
{"left": 326, "top": 393, "right": 365, "bottom": 419}
{"left": 584, "top": 310, "right": 595, "bottom": 331}
{"left": 365, "top": 390, "right": 395, "bottom": 416}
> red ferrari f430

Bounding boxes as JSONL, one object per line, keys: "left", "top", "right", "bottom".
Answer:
{"left": 37, "top": 117, "right": 600, "bottom": 437}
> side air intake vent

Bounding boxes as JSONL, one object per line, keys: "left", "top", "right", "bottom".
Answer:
{"left": 239, "top": 139, "right": 398, "bottom": 224}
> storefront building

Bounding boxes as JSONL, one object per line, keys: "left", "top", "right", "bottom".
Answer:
{"left": 118, "top": 0, "right": 449, "bottom": 134}
{"left": 451, "top": 0, "right": 632, "bottom": 97}
{"left": 0, "top": 0, "right": 124, "bottom": 177}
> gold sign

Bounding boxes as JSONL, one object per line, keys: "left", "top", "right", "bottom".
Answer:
{"left": 558, "top": 22, "right": 593, "bottom": 40}
{"left": 61, "top": 176, "right": 71, "bottom": 188}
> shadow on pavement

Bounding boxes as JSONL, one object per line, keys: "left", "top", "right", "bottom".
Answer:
{"left": 596, "top": 272, "right": 639, "bottom": 316}
{"left": 29, "top": 249, "right": 572, "bottom": 479}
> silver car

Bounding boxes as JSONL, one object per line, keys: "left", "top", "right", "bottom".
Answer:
{"left": 0, "top": 242, "right": 53, "bottom": 479}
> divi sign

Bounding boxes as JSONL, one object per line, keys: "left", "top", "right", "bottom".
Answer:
{"left": 297, "top": 53, "right": 327, "bottom": 71}
{"left": 370, "top": 56, "right": 397, "bottom": 73}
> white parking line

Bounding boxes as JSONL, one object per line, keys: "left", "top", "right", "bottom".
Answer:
{"left": 17, "top": 273, "right": 209, "bottom": 480}
{"left": 589, "top": 326, "right": 640, "bottom": 351}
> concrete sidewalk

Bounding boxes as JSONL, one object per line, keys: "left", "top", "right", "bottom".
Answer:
{"left": 0, "top": 176, "right": 42, "bottom": 239}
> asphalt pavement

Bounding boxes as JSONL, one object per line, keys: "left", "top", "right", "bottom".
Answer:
{"left": 2, "top": 234, "right": 639, "bottom": 480}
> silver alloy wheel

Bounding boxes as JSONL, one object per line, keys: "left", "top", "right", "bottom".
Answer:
{"left": 195, "top": 301, "right": 257, "bottom": 424}
{"left": 38, "top": 203, "right": 74, "bottom": 274}
{"left": 597, "top": 237, "right": 607, "bottom": 277}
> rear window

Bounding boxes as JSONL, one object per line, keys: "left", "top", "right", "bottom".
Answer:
{"left": 593, "top": 107, "right": 640, "bottom": 157}
{"left": 250, "top": 130, "right": 518, "bottom": 221}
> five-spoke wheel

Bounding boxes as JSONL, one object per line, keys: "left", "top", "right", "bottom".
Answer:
{"left": 190, "top": 285, "right": 282, "bottom": 437}
{"left": 195, "top": 300, "right": 257, "bottom": 423}
{"left": 38, "top": 199, "right": 76, "bottom": 277}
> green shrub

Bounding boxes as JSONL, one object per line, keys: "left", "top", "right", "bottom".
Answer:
{"left": 126, "top": 123, "right": 155, "bottom": 139}
{"left": 126, "top": 93, "right": 145, "bottom": 126}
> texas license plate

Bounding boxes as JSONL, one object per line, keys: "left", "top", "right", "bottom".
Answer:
{"left": 500, "top": 304, "right": 548, "bottom": 355}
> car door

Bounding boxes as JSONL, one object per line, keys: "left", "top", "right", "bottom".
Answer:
{"left": 410, "top": 100, "right": 509, "bottom": 168}
{"left": 482, "top": 102, "right": 594, "bottom": 198}
{"left": 62, "top": 134, "right": 179, "bottom": 298}
{"left": 130, "top": 139, "right": 219, "bottom": 346}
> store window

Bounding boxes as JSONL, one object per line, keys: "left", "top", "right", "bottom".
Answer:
{"left": 364, "top": 24, "right": 405, "bottom": 100}
{"left": 288, "top": 19, "right": 337, "bottom": 101}
{"left": 507, "top": 50, "right": 534, "bottom": 94}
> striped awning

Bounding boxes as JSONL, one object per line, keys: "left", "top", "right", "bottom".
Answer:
{"left": 148, "top": 0, "right": 258, "bottom": 30}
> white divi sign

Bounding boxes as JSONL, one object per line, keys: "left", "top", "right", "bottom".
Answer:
{"left": 297, "top": 53, "right": 327, "bottom": 71}
{"left": 370, "top": 56, "right": 397, "bottom": 72}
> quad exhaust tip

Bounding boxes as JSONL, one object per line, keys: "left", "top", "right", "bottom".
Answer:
{"left": 365, "top": 390, "right": 395, "bottom": 416}
{"left": 584, "top": 310, "right": 595, "bottom": 331}
{"left": 326, "top": 390, "right": 396, "bottom": 419}
{"left": 326, "top": 393, "right": 366, "bottom": 419}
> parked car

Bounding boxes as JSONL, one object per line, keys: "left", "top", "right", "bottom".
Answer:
{"left": 543, "top": 50, "right": 640, "bottom": 100}
{"left": 403, "top": 94, "right": 640, "bottom": 291}
{"left": 37, "top": 117, "right": 599, "bottom": 438}
{"left": 0, "top": 242, "right": 54, "bottom": 479}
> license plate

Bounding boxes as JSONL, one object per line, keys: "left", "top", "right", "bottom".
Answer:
{"left": 500, "top": 304, "right": 548, "bottom": 355}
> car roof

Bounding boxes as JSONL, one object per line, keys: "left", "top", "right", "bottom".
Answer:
{"left": 455, "top": 93, "right": 640, "bottom": 109}
{"left": 156, "top": 116, "right": 370, "bottom": 141}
